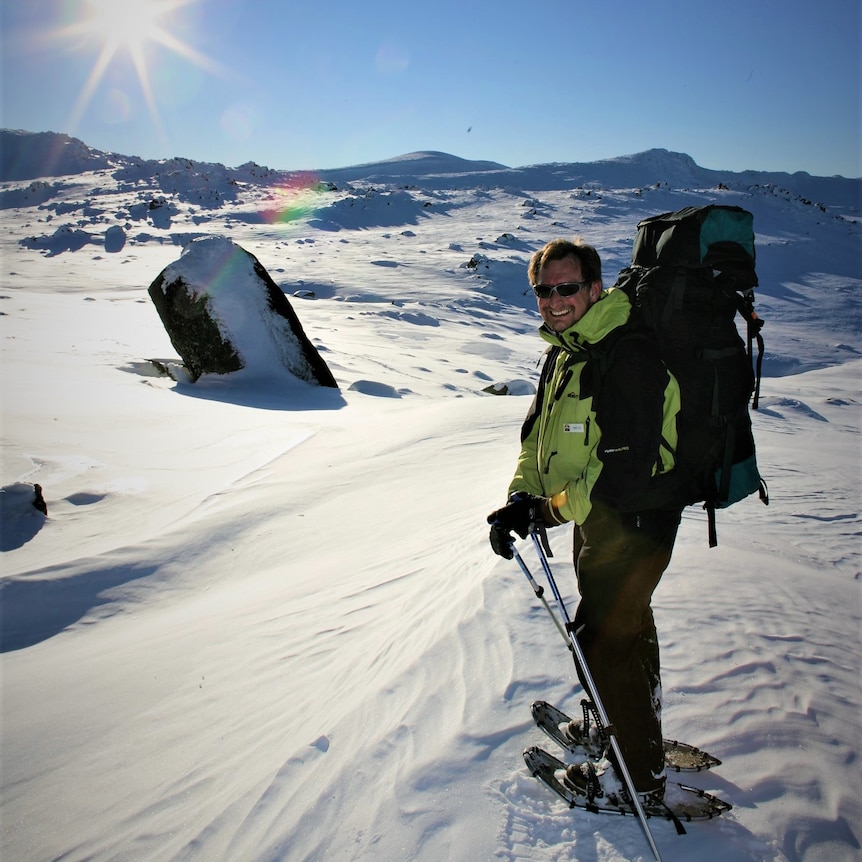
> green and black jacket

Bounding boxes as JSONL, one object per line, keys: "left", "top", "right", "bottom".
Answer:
{"left": 509, "top": 288, "right": 680, "bottom": 525}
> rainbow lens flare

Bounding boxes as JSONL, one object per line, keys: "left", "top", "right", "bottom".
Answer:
{"left": 261, "top": 173, "right": 330, "bottom": 225}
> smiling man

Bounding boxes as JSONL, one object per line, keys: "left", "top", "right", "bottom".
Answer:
{"left": 487, "top": 237, "right": 683, "bottom": 805}
{"left": 531, "top": 243, "right": 602, "bottom": 333}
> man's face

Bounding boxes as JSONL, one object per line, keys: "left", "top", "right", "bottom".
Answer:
{"left": 536, "top": 256, "right": 602, "bottom": 333}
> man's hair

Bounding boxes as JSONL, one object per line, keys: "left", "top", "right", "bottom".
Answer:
{"left": 527, "top": 238, "right": 602, "bottom": 286}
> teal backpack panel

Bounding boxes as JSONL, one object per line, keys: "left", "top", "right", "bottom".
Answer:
{"left": 699, "top": 206, "right": 756, "bottom": 262}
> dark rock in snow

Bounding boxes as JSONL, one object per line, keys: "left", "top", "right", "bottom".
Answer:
{"left": 482, "top": 380, "right": 537, "bottom": 396}
{"left": 32, "top": 483, "right": 47, "bottom": 515}
{"left": 148, "top": 236, "right": 338, "bottom": 387}
{"left": 0, "top": 483, "right": 47, "bottom": 551}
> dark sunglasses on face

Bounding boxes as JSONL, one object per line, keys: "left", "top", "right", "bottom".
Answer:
{"left": 531, "top": 280, "right": 589, "bottom": 299}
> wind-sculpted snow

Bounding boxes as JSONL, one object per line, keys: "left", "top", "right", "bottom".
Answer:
{"left": 308, "top": 187, "right": 442, "bottom": 230}
{"left": 0, "top": 179, "right": 64, "bottom": 209}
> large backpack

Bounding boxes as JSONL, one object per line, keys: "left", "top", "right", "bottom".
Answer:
{"left": 611, "top": 204, "right": 768, "bottom": 546}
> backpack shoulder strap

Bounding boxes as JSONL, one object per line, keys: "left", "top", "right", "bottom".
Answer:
{"left": 587, "top": 324, "right": 677, "bottom": 476}
{"left": 585, "top": 324, "right": 649, "bottom": 403}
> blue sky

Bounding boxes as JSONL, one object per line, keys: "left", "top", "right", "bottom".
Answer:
{"left": 1, "top": 0, "right": 859, "bottom": 177}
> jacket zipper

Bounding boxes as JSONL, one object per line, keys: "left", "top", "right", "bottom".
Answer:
{"left": 543, "top": 356, "right": 572, "bottom": 475}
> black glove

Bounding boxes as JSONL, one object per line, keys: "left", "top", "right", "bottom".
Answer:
{"left": 487, "top": 492, "right": 547, "bottom": 558}
{"left": 488, "top": 520, "right": 515, "bottom": 559}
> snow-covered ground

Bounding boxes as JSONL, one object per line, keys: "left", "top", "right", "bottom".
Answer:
{"left": 1, "top": 132, "right": 860, "bottom": 862}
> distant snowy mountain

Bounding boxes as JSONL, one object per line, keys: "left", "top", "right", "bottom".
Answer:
{"left": 317, "top": 150, "right": 509, "bottom": 184}
{"left": 0, "top": 129, "right": 112, "bottom": 180}
{"left": 505, "top": 149, "right": 861, "bottom": 209}
{"left": 3, "top": 129, "right": 859, "bottom": 211}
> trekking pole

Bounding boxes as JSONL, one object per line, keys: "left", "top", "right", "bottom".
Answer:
{"left": 527, "top": 528, "right": 665, "bottom": 862}
{"left": 511, "top": 545, "right": 571, "bottom": 650}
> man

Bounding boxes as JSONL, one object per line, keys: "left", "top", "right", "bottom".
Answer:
{"left": 487, "top": 238, "right": 681, "bottom": 803}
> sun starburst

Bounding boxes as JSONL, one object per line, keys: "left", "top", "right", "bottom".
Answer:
{"left": 57, "top": 0, "right": 229, "bottom": 138}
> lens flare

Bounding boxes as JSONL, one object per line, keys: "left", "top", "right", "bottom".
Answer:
{"left": 261, "top": 174, "right": 329, "bottom": 225}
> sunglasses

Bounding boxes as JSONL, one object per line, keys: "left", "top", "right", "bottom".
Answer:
{"left": 531, "top": 280, "right": 590, "bottom": 299}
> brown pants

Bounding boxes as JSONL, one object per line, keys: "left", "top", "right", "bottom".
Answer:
{"left": 573, "top": 503, "right": 682, "bottom": 793}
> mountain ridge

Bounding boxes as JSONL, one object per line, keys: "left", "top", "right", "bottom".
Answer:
{"left": 1, "top": 129, "right": 859, "bottom": 211}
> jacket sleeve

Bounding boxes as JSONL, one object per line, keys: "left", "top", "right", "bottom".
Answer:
{"left": 591, "top": 337, "right": 671, "bottom": 510}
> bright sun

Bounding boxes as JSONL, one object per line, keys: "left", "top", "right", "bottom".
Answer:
{"left": 60, "top": 0, "right": 224, "bottom": 134}
{"left": 86, "top": 0, "right": 169, "bottom": 55}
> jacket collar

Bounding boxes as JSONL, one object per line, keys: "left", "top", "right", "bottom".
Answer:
{"left": 539, "top": 287, "right": 632, "bottom": 353}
